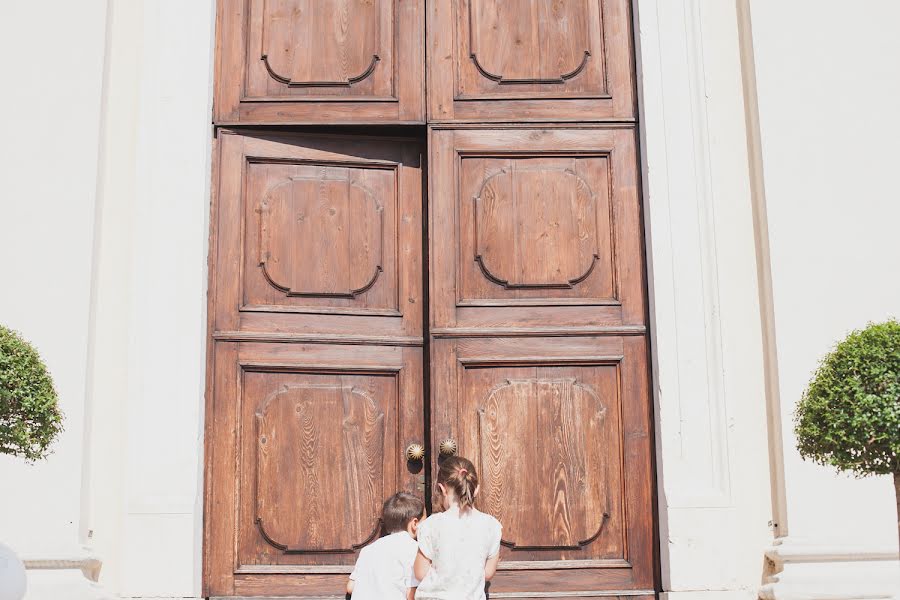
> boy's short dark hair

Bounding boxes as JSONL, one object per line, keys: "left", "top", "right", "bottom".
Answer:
{"left": 382, "top": 492, "right": 425, "bottom": 533}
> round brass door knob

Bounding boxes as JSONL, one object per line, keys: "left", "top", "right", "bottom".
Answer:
{"left": 406, "top": 443, "right": 426, "bottom": 462}
{"left": 439, "top": 438, "right": 458, "bottom": 457}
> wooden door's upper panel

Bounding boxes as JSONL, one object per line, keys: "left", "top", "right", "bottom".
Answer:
{"left": 215, "top": 0, "right": 424, "bottom": 124}
{"left": 429, "top": 126, "right": 646, "bottom": 334}
{"left": 212, "top": 131, "right": 424, "bottom": 343}
{"left": 427, "top": 0, "right": 635, "bottom": 122}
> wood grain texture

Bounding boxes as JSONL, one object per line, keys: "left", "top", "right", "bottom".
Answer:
{"left": 205, "top": 342, "right": 423, "bottom": 594}
{"left": 258, "top": 173, "right": 385, "bottom": 298}
{"left": 241, "top": 356, "right": 399, "bottom": 568}
{"left": 259, "top": 0, "right": 381, "bottom": 89}
{"left": 427, "top": 0, "right": 635, "bottom": 122}
{"left": 474, "top": 162, "right": 601, "bottom": 289}
{"left": 477, "top": 377, "right": 610, "bottom": 550}
{"left": 429, "top": 127, "right": 645, "bottom": 332}
{"left": 467, "top": 0, "right": 591, "bottom": 86}
{"left": 208, "top": 1, "right": 657, "bottom": 596}
{"left": 430, "top": 336, "right": 653, "bottom": 591}
{"left": 215, "top": 0, "right": 424, "bottom": 124}
{"left": 255, "top": 383, "right": 384, "bottom": 553}
{"left": 213, "top": 130, "right": 423, "bottom": 339}
{"left": 206, "top": 130, "right": 427, "bottom": 596}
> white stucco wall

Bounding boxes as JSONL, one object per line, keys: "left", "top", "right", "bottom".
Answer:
{"left": 0, "top": 0, "right": 107, "bottom": 560}
{"left": 0, "top": 1, "right": 214, "bottom": 598}
{"left": 747, "top": 0, "right": 900, "bottom": 597}
{"left": 82, "top": 0, "right": 215, "bottom": 596}
{"left": 751, "top": 0, "right": 900, "bottom": 545}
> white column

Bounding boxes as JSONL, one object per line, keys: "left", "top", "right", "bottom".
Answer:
{"left": 636, "top": 0, "right": 774, "bottom": 597}
{"left": 743, "top": 1, "right": 900, "bottom": 598}
{"left": 82, "top": 0, "right": 215, "bottom": 597}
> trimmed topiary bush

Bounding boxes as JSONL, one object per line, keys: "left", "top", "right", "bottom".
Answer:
{"left": 794, "top": 319, "right": 900, "bottom": 547}
{"left": 0, "top": 325, "right": 63, "bottom": 461}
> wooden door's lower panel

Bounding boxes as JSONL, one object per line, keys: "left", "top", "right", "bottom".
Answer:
{"left": 430, "top": 335, "right": 654, "bottom": 593}
{"left": 204, "top": 341, "right": 424, "bottom": 597}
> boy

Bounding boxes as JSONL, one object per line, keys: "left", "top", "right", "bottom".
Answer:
{"left": 347, "top": 492, "right": 426, "bottom": 600}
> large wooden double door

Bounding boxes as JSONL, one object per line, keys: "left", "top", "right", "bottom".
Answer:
{"left": 205, "top": 2, "right": 654, "bottom": 599}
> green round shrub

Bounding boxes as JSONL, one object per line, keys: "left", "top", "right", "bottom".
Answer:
{"left": 794, "top": 319, "right": 900, "bottom": 477}
{"left": 795, "top": 319, "right": 900, "bottom": 548}
{"left": 0, "top": 325, "right": 63, "bottom": 461}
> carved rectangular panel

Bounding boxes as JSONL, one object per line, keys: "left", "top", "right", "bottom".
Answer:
{"left": 430, "top": 336, "right": 653, "bottom": 592}
{"left": 427, "top": 0, "right": 635, "bottom": 122}
{"left": 205, "top": 342, "right": 423, "bottom": 595}
{"left": 215, "top": 0, "right": 424, "bottom": 123}
{"left": 212, "top": 130, "right": 423, "bottom": 343}
{"left": 252, "top": 378, "right": 387, "bottom": 555}
{"left": 429, "top": 126, "right": 645, "bottom": 334}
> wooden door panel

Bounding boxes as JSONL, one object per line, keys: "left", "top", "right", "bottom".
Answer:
{"left": 427, "top": 0, "right": 635, "bottom": 122}
{"left": 205, "top": 341, "right": 423, "bottom": 595}
{"left": 215, "top": 0, "right": 424, "bottom": 124}
{"left": 249, "top": 375, "right": 388, "bottom": 557}
{"left": 254, "top": 0, "right": 383, "bottom": 94}
{"left": 475, "top": 373, "right": 622, "bottom": 557}
{"left": 429, "top": 127, "right": 645, "bottom": 334}
{"left": 431, "top": 336, "right": 653, "bottom": 592}
{"left": 212, "top": 130, "right": 424, "bottom": 343}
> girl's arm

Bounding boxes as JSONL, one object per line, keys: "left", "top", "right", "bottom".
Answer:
{"left": 413, "top": 549, "right": 432, "bottom": 582}
{"left": 484, "top": 554, "right": 500, "bottom": 581}
{"left": 346, "top": 579, "right": 354, "bottom": 595}
{"left": 406, "top": 587, "right": 416, "bottom": 600}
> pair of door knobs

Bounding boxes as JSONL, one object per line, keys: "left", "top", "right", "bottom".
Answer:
{"left": 406, "top": 439, "right": 457, "bottom": 461}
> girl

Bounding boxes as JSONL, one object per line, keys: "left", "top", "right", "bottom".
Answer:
{"left": 413, "top": 456, "right": 502, "bottom": 600}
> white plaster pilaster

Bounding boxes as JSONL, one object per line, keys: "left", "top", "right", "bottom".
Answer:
{"left": 82, "top": 0, "right": 215, "bottom": 597}
{"left": 635, "top": 0, "right": 774, "bottom": 595}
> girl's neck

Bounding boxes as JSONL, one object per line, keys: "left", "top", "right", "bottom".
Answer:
{"left": 444, "top": 499, "right": 472, "bottom": 514}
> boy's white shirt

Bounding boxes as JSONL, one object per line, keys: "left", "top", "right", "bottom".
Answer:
{"left": 349, "top": 530, "right": 420, "bottom": 600}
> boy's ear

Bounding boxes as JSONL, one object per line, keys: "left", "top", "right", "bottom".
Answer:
{"left": 409, "top": 514, "right": 422, "bottom": 535}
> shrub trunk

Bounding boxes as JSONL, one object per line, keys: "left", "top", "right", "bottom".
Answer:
{"left": 895, "top": 472, "right": 900, "bottom": 553}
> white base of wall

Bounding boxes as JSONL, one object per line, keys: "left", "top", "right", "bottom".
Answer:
{"left": 21, "top": 548, "right": 110, "bottom": 600}
{"left": 760, "top": 538, "right": 900, "bottom": 600}
{"left": 24, "top": 570, "right": 111, "bottom": 600}
{"left": 661, "top": 592, "right": 756, "bottom": 600}
{"left": 760, "top": 563, "right": 900, "bottom": 600}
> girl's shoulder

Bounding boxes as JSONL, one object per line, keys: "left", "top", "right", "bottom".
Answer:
{"left": 470, "top": 508, "right": 502, "bottom": 531}
{"left": 472, "top": 508, "right": 499, "bottom": 522}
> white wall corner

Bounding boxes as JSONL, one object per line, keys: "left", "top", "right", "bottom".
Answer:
{"left": 635, "top": 0, "right": 773, "bottom": 595}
